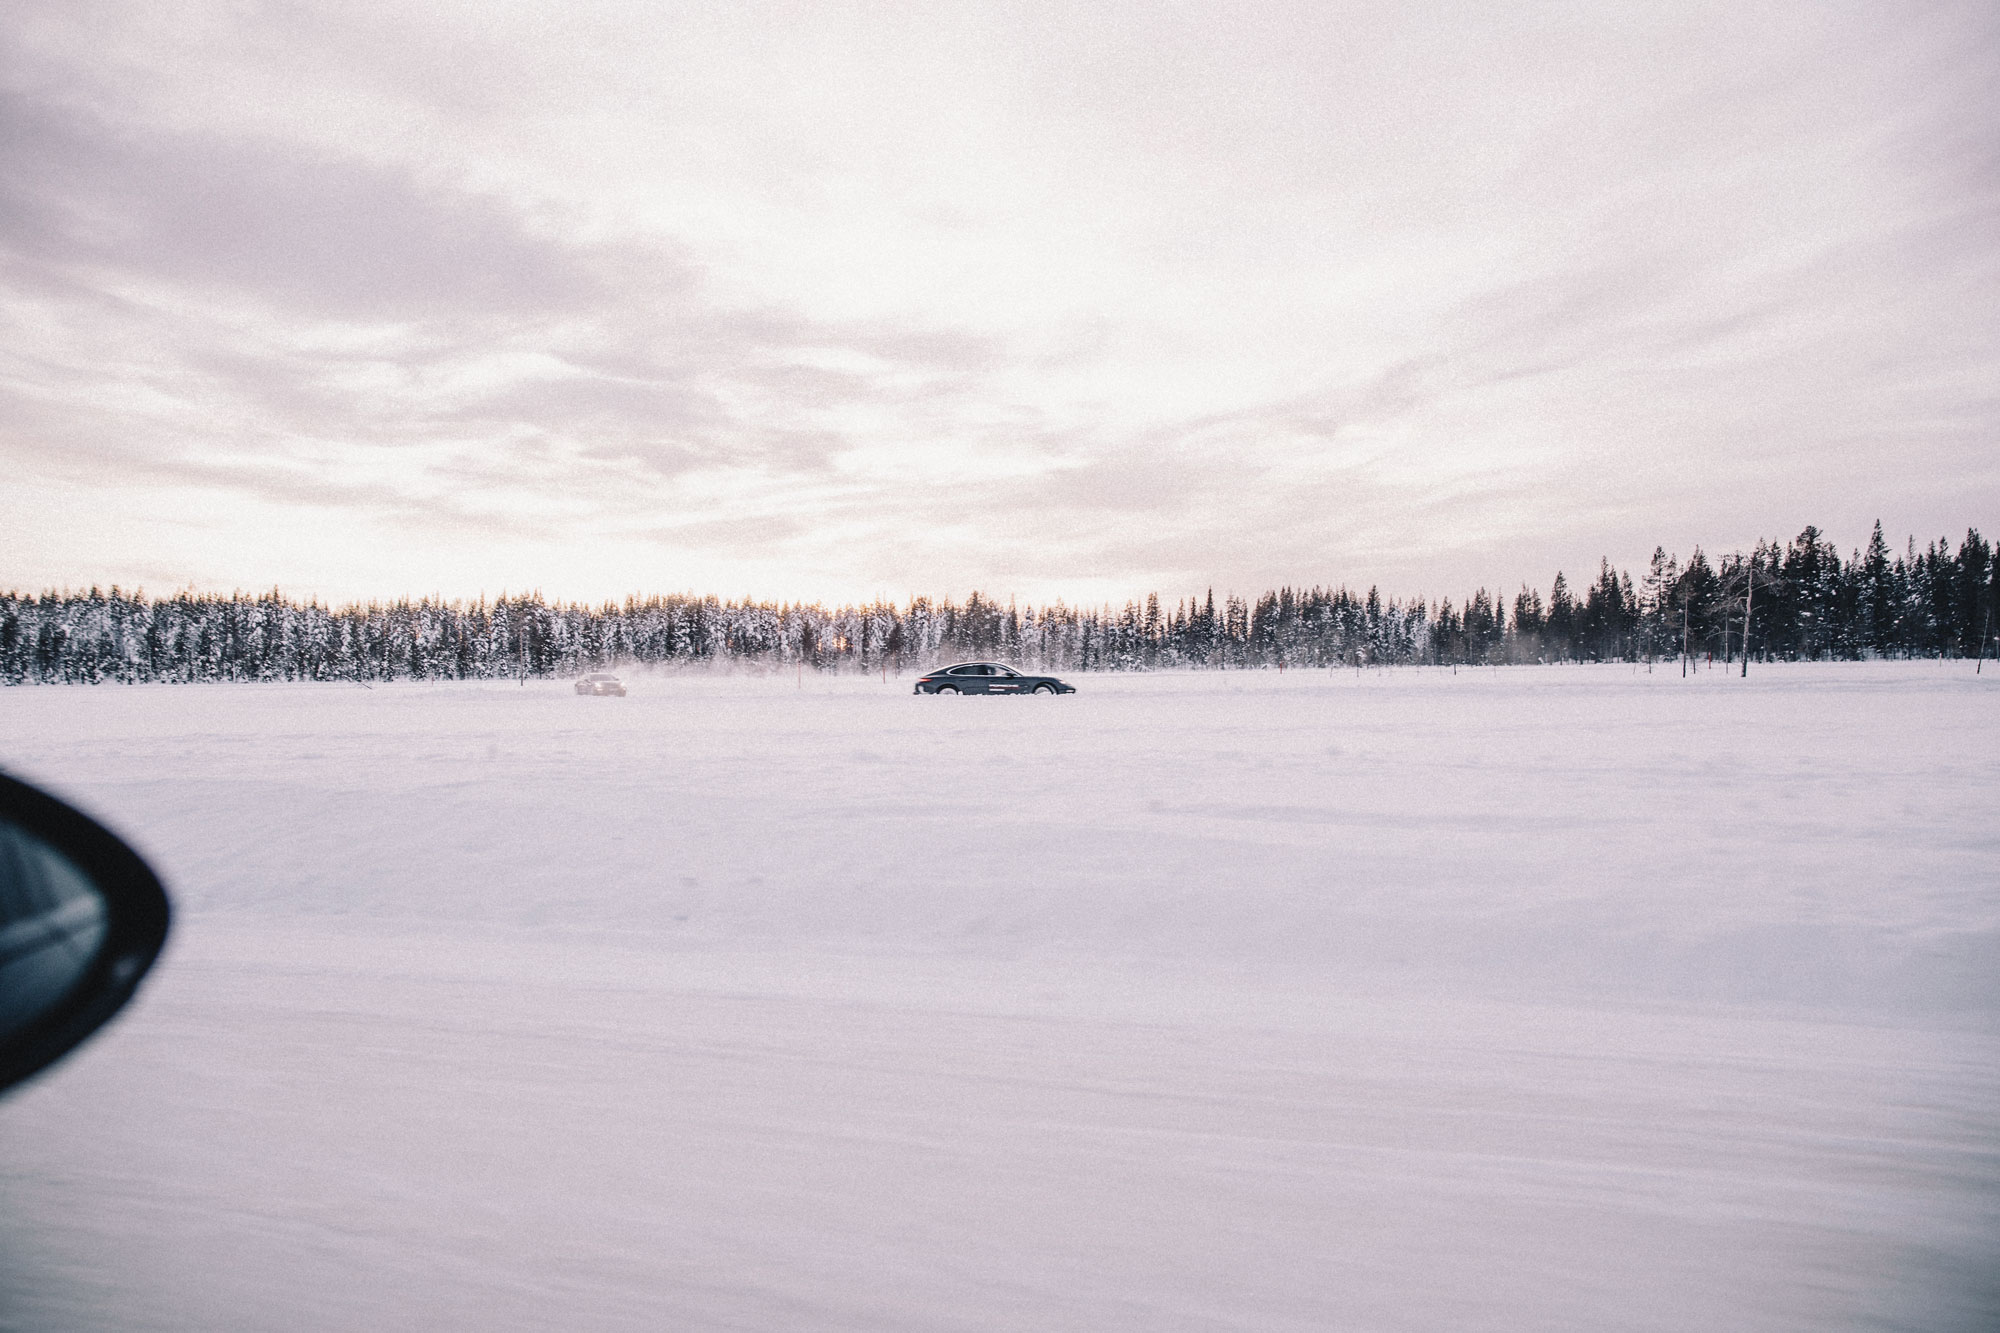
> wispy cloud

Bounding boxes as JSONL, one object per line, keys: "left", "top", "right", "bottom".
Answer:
{"left": 3, "top": 1, "right": 1996, "bottom": 605}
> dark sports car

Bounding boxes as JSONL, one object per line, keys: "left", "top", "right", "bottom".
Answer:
{"left": 913, "top": 662, "right": 1076, "bottom": 695}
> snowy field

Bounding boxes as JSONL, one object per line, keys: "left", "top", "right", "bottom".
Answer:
{"left": 1, "top": 662, "right": 1995, "bottom": 1331}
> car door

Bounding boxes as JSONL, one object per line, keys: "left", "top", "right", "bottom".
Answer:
{"left": 987, "top": 666, "right": 1024, "bottom": 694}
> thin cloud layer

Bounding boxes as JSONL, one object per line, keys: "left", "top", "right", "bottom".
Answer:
{"left": 3, "top": 1, "right": 1996, "bottom": 606}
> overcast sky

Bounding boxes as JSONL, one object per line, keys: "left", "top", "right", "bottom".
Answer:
{"left": 4, "top": 1, "right": 1996, "bottom": 608}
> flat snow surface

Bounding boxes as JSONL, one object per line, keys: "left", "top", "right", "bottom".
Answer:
{"left": 1, "top": 663, "right": 1996, "bottom": 1331}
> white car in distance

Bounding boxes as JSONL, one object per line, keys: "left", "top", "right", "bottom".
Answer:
{"left": 574, "top": 673, "right": 626, "bottom": 697}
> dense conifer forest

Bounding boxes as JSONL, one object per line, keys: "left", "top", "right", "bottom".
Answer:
{"left": 4, "top": 524, "right": 1993, "bottom": 684}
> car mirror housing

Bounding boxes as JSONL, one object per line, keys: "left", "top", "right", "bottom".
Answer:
{"left": 0, "top": 772, "right": 171, "bottom": 1095}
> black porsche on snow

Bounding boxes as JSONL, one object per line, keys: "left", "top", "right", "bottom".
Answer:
{"left": 913, "top": 662, "right": 1076, "bottom": 695}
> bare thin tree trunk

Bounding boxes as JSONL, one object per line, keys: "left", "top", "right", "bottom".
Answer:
{"left": 1741, "top": 574, "right": 1755, "bottom": 678}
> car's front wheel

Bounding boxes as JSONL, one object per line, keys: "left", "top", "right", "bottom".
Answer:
{"left": 1033, "top": 683, "right": 1056, "bottom": 695}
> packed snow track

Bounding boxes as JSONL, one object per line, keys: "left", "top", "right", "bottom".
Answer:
{"left": 1, "top": 663, "right": 1994, "bottom": 1330}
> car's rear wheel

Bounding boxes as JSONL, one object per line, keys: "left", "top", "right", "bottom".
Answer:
{"left": 935, "top": 684, "right": 960, "bottom": 695}
{"left": 1033, "top": 683, "right": 1056, "bottom": 694}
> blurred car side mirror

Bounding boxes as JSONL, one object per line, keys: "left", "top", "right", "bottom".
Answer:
{"left": 0, "top": 772, "right": 170, "bottom": 1095}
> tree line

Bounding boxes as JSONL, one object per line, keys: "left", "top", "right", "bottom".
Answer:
{"left": 3, "top": 523, "right": 1992, "bottom": 684}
